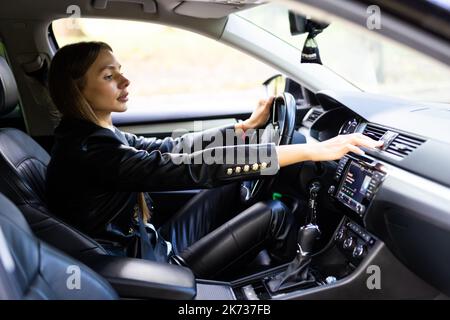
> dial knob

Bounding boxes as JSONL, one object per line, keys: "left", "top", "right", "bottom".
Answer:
{"left": 343, "top": 237, "right": 356, "bottom": 251}
{"left": 352, "top": 244, "right": 367, "bottom": 258}
{"left": 356, "top": 204, "right": 365, "bottom": 215}
{"left": 335, "top": 229, "right": 345, "bottom": 242}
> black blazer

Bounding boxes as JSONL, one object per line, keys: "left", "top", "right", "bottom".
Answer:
{"left": 46, "top": 117, "right": 278, "bottom": 247}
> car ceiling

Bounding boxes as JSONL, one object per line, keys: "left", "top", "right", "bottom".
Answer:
{"left": 0, "top": 0, "right": 260, "bottom": 20}
{"left": 0, "top": 0, "right": 448, "bottom": 65}
{"left": 0, "top": 0, "right": 264, "bottom": 47}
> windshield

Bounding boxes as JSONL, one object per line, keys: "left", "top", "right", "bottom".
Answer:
{"left": 237, "top": 3, "right": 450, "bottom": 103}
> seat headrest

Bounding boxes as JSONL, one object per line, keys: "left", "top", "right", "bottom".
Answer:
{"left": 0, "top": 56, "right": 19, "bottom": 117}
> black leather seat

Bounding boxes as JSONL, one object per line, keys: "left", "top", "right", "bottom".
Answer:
{"left": 0, "top": 56, "right": 107, "bottom": 259}
{"left": 0, "top": 193, "right": 118, "bottom": 299}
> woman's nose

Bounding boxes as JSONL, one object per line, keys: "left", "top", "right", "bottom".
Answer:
{"left": 119, "top": 74, "right": 130, "bottom": 88}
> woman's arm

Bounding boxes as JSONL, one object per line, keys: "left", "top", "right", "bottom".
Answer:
{"left": 123, "top": 124, "right": 237, "bottom": 154}
{"left": 276, "top": 133, "right": 383, "bottom": 167}
{"left": 81, "top": 133, "right": 277, "bottom": 191}
{"left": 124, "top": 97, "right": 274, "bottom": 153}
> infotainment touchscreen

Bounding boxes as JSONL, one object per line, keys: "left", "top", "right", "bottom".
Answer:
{"left": 336, "top": 161, "right": 373, "bottom": 214}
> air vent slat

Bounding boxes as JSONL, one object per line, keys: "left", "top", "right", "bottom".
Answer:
{"left": 395, "top": 135, "right": 425, "bottom": 147}
{"left": 363, "top": 124, "right": 386, "bottom": 140}
{"left": 366, "top": 133, "right": 383, "bottom": 139}
{"left": 392, "top": 141, "right": 419, "bottom": 149}
{"left": 388, "top": 143, "right": 414, "bottom": 152}
{"left": 387, "top": 145, "right": 411, "bottom": 155}
{"left": 385, "top": 149, "right": 408, "bottom": 158}
{"left": 366, "top": 127, "right": 386, "bottom": 134}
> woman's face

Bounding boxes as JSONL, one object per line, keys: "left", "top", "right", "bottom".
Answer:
{"left": 81, "top": 49, "right": 130, "bottom": 115}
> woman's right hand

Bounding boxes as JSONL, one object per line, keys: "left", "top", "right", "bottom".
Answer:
{"left": 276, "top": 133, "right": 383, "bottom": 167}
{"left": 306, "top": 133, "right": 383, "bottom": 162}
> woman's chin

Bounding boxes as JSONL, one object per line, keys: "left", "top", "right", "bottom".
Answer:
{"left": 115, "top": 103, "right": 128, "bottom": 112}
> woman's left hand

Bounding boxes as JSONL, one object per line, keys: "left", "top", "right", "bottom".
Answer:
{"left": 235, "top": 96, "right": 274, "bottom": 132}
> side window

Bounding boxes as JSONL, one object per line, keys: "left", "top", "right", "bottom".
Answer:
{"left": 52, "top": 18, "right": 277, "bottom": 111}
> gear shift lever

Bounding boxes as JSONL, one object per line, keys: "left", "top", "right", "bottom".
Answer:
{"left": 307, "top": 181, "right": 321, "bottom": 225}
{"left": 267, "top": 224, "right": 319, "bottom": 292}
{"left": 266, "top": 183, "right": 322, "bottom": 293}
{"left": 297, "top": 223, "right": 321, "bottom": 255}
{"left": 300, "top": 181, "right": 322, "bottom": 254}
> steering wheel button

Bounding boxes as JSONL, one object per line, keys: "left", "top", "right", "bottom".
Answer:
{"left": 226, "top": 168, "right": 233, "bottom": 175}
{"left": 252, "top": 163, "right": 259, "bottom": 171}
{"left": 235, "top": 166, "right": 242, "bottom": 173}
{"left": 243, "top": 165, "right": 250, "bottom": 172}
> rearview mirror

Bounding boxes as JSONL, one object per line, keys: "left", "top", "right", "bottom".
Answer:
{"left": 289, "top": 10, "right": 329, "bottom": 64}
{"left": 289, "top": 12, "right": 308, "bottom": 35}
{"left": 288, "top": 11, "right": 329, "bottom": 37}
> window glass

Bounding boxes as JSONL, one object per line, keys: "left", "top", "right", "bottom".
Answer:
{"left": 52, "top": 18, "right": 277, "bottom": 110}
{"left": 238, "top": 3, "right": 450, "bottom": 103}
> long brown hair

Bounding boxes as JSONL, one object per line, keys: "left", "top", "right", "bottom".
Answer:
{"left": 48, "top": 41, "right": 112, "bottom": 125}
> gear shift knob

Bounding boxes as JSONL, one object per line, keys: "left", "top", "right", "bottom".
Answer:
{"left": 297, "top": 223, "right": 321, "bottom": 256}
{"left": 267, "top": 223, "right": 320, "bottom": 293}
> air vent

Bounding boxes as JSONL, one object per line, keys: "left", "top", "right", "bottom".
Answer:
{"left": 362, "top": 123, "right": 387, "bottom": 140}
{"left": 306, "top": 109, "right": 323, "bottom": 122}
{"left": 385, "top": 133, "right": 426, "bottom": 159}
{"left": 363, "top": 123, "right": 425, "bottom": 159}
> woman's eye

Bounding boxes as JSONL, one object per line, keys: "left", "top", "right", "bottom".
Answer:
{"left": 104, "top": 75, "right": 113, "bottom": 80}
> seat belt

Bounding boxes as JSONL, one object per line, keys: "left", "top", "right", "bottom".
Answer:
{"left": 137, "top": 193, "right": 172, "bottom": 262}
{"left": 137, "top": 214, "right": 157, "bottom": 261}
{"left": 137, "top": 192, "right": 156, "bottom": 261}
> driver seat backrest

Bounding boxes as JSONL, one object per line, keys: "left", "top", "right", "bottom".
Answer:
{"left": 0, "top": 193, "right": 118, "bottom": 299}
{"left": 0, "top": 56, "right": 107, "bottom": 259}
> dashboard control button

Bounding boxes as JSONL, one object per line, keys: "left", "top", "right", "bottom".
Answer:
{"left": 356, "top": 204, "right": 365, "bottom": 215}
{"left": 328, "top": 185, "right": 336, "bottom": 196}
{"left": 352, "top": 244, "right": 367, "bottom": 258}
{"left": 335, "top": 229, "right": 345, "bottom": 241}
{"left": 343, "top": 237, "right": 356, "bottom": 251}
{"left": 326, "top": 276, "right": 337, "bottom": 284}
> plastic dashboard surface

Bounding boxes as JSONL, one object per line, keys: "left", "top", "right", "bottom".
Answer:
{"left": 307, "top": 90, "right": 450, "bottom": 188}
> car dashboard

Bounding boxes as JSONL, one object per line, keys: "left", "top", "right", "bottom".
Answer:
{"left": 292, "top": 87, "right": 450, "bottom": 297}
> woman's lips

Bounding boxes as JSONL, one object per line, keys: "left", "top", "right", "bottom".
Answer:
{"left": 117, "top": 93, "right": 129, "bottom": 102}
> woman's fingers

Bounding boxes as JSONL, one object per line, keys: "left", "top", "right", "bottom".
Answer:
{"left": 362, "top": 137, "right": 384, "bottom": 149}
{"left": 335, "top": 133, "right": 383, "bottom": 158}
{"left": 346, "top": 144, "right": 365, "bottom": 156}
{"left": 358, "top": 133, "right": 382, "bottom": 145}
{"left": 306, "top": 133, "right": 384, "bottom": 162}
{"left": 350, "top": 133, "right": 384, "bottom": 149}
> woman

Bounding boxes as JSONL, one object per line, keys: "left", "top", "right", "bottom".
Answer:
{"left": 46, "top": 41, "right": 382, "bottom": 279}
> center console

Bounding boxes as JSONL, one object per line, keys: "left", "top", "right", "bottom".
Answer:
{"left": 196, "top": 154, "right": 438, "bottom": 299}
{"left": 223, "top": 216, "right": 379, "bottom": 300}
{"left": 221, "top": 154, "right": 388, "bottom": 300}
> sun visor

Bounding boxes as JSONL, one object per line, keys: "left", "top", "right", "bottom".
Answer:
{"left": 174, "top": 0, "right": 264, "bottom": 19}
{"left": 92, "top": 0, "right": 157, "bottom": 13}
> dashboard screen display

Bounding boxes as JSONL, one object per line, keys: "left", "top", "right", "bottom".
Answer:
{"left": 337, "top": 161, "right": 373, "bottom": 212}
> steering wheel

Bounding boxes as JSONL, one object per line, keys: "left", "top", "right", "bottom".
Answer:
{"left": 240, "top": 92, "right": 297, "bottom": 204}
